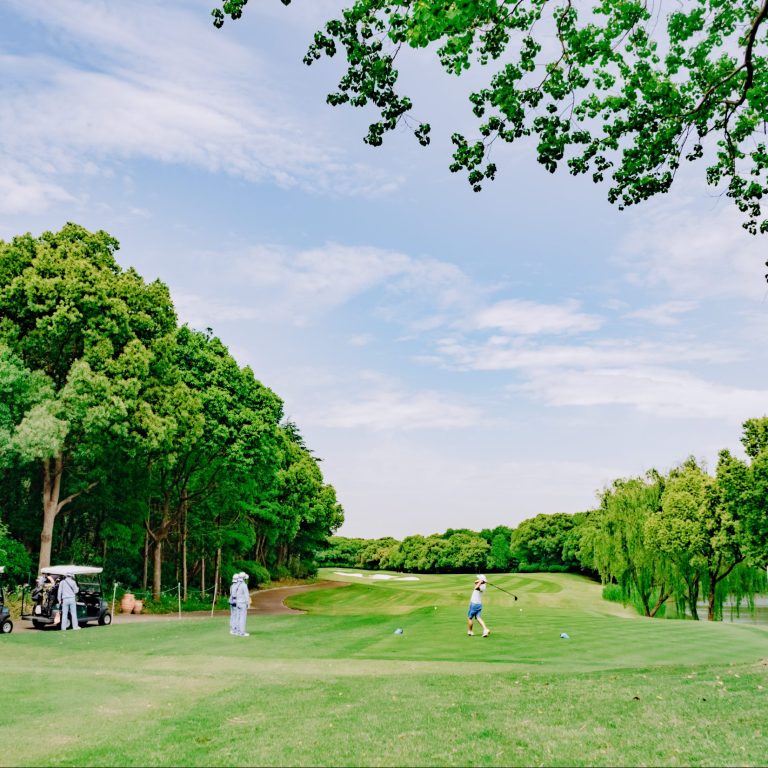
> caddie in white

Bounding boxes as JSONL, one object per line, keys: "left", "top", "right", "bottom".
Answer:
{"left": 58, "top": 571, "right": 80, "bottom": 631}
{"left": 234, "top": 572, "right": 251, "bottom": 637}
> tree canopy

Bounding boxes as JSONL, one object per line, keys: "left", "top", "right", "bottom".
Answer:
{"left": 0, "top": 224, "right": 343, "bottom": 598}
{"left": 213, "top": 0, "right": 768, "bottom": 238}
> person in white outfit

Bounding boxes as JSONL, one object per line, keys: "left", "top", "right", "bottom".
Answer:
{"left": 234, "top": 572, "right": 251, "bottom": 637}
{"left": 467, "top": 574, "right": 490, "bottom": 637}
{"left": 57, "top": 572, "right": 80, "bottom": 631}
{"left": 229, "top": 573, "right": 240, "bottom": 635}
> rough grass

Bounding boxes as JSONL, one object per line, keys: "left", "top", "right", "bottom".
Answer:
{"left": 1, "top": 570, "right": 766, "bottom": 766}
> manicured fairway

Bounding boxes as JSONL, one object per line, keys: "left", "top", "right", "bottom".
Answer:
{"left": 1, "top": 571, "right": 766, "bottom": 766}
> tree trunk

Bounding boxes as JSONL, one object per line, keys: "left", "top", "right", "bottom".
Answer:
{"left": 706, "top": 557, "right": 739, "bottom": 621}
{"left": 38, "top": 454, "right": 96, "bottom": 571}
{"left": 213, "top": 547, "right": 221, "bottom": 604}
{"left": 201, "top": 556, "right": 206, "bottom": 597}
{"left": 146, "top": 495, "right": 175, "bottom": 600}
{"left": 142, "top": 529, "right": 149, "bottom": 592}
{"left": 39, "top": 455, "right": 64, "bottom": 570}
{"left": 254, "top": 534, "right": 266, "bottom": 565}
{"left": 181, "top": 490, "right": 188, "bottom": 601}
{"left": 649, "top": 588, "right": 671, "bottom": 617}
{"left": 153, "top": 539, "right": 163, "bottom": 602}
{"left": 686, "top": 573, "right": 700, "bottom": 620}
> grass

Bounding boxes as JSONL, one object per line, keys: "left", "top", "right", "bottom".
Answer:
{"left": 1, "top": 569, "right": 766, "bottom": 766}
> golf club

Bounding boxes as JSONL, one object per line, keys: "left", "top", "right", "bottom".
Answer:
{"left": 488, "top": 582, "right": 518, "bottom": 600}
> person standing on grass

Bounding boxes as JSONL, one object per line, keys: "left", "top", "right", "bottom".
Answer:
{"left": 58, "top": 571, "right": 80, "bottom": 631}
{"left": 234, "top": 572, "right": 251, "bottom": 637}
{"left": 467, "top": 574, "right": 490, "bottom": 637}
{"left": 229, "top": 573, "right": 240, "bottom": 635}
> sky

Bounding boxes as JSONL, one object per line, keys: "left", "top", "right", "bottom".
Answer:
{"left": 2, "top": 0, "right": 768, "bottom": 539}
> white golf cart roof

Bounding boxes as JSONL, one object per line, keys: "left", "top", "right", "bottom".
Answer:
{"left": 41, "top": 565, "right": 103, "bottom": 576}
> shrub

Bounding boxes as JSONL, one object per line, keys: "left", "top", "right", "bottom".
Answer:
{"left": 602, "top": 583, "right": 624, "bottom": 603}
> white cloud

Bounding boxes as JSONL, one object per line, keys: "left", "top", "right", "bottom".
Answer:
{"left": 0, "top": 161, "right": 76, "bottom": 215}
{"left": 172, "top": 291, "right": 261, "bottom": 329}
{"left": 470, "top": 298, "right": 603, "bottom": 335}
{"left": 171, "top": 242, "right": 480, "bottom": 328}
{"left": 436, "top": 337, "right": 736, "bottom": 372}
{"left": 624, "top": 301, "right": 696, "bottom": 326}
{"left": 519, "top": 366, "right": 768, "bottom": 423}
{"left": 315, "top": 389, "right": 482, "bottom": 431}
{"left": 619, "top": 197, "right": 766, "bottom": 300}
{"left": 307, "top": 370, "right": 483, "bottom": 431}
{"left": 0, "top": 1, "right": 401, "bottom": 213}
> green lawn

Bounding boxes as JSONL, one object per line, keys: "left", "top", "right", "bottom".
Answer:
{"left": 1, "top": 570, "right": 766, "bottom": 766}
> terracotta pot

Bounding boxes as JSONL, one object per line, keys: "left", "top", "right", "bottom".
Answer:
{"left": 120, "top": 593, "right": 136, "bottom": 613}
{"left": 132, "top": 599, "right": 144, "bottom": 614}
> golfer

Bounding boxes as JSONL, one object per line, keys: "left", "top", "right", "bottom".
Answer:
{"left": 467, "top": 574, "right": 490, "bottom": 637}
{"left": 57, "top": 571, "right": 80, "bottom": 631}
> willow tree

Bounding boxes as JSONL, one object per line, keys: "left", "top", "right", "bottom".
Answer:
{"left": 580, "top": 471, "right": 670, "bottom": 617}
{"left": 651, "top": 457, "right": 744, "bottom": 621}
{"left": 0, "top": 224, "right": 177, "bottom": 571}
{"left": 214, "top": 0, "right": 768, "bottom": 237}
{"left": 740, "top": 417, "right": 768, "bottom": 568}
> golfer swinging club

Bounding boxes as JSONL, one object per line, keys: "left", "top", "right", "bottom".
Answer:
{"left": 467, "top": 574, "right": 490, "bottom": 637}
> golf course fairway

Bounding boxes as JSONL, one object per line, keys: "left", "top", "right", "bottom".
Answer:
{"left": 1, "top": 570, "right": 766, "bottom": 766}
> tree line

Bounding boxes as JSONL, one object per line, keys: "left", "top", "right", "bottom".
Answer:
{"left": 320, "top": 419, "right": 768, "bottom": 621}
{"left": 0, "top": 224, "right": 343, "bottom": 600}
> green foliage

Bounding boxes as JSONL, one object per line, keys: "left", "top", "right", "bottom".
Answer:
{"left": 0, "top": 522, "right": 32, "bottom": 585}
{"left": 315, "top": 536, "right": 366, "bottom": 568}
{"left": 601, "top": 582, "right": 624, "bottom": 603}
{"left": 510, "top": 512, "right": 582, "bottom": 571}
{"left": 580, "top": 471, "right": 670, "bottom": 617}
{"left": 0, "top": 224, "right": 343, "bottom": 601}
{"left": 215, "top": 0, "right": 768, "bottom": 236}
{"left": 141, "top": 591, "right": 229, "bottom": 614}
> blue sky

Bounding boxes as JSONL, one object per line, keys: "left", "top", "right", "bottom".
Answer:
{"left": 2, "top": 0, "right": 767, "bottom": 539}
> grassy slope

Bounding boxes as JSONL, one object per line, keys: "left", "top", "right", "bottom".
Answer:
{"left": 0, "top": 570, "right": 766, "bottom": 767}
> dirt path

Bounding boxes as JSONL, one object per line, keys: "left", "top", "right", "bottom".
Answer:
{"left": 108, "top": 580, "right": 347, "bottom": 624}
{"left": 14, "top": 580, "right": 348, "bottom": 631}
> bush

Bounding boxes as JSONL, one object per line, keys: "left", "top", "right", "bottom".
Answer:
{"left": 142, "top": 592, "right": 229, "bottom": 614}
{"left": 233, "top": 561, "right": 270, "bottom": 588}
{"left": 0, "top": 525, "right": 32, "bottom": 586}
{"left": 271, "top": 565, "right": 292, "bottom": 581}
{"left": 289, "top": 558, "right": 318, "bottom": 579}
{"left": 602, "top": 583, "right": 624, "bottom": 603}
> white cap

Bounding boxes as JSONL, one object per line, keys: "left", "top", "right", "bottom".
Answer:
{"left": 476, "top": 574, "right": 487, "bottom": 583}
{"left": 241, "top": 572, "right": 249, "bottom": 580}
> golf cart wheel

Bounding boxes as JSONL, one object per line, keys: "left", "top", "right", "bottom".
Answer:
{"left": 32, "top": 619, "right": 46, "bottom": 630}
{"left": 0, "top": 619, "right": 12, "bottom": 634}
{"left": 98, "top": 612, "right": 112, "bottom": 626}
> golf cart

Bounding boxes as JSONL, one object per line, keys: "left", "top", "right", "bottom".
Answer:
{"left": 21, "top": 565, "right": 112, "bottom": 629}
{"left": 0, "top": 566, "right": 12, "bottom": 634}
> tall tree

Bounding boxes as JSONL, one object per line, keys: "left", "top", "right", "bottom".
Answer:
{"left": 739, "top": 417, "right": 768, "bottom": 568}
{"left": 0, "top": 224, "right": 177, "bottom": 570}
{"left": 581, "top": 472, "right": 670, "bottom": 617}
{"left": 650, "top": 457, "right": 744, "bottom": 621}
{"left": 214, "top": 0, "right": 768, "bottom": 237}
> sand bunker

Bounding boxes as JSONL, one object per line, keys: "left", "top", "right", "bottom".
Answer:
{"left": 332, "top": 571, "right": 420, "bottom": 581}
